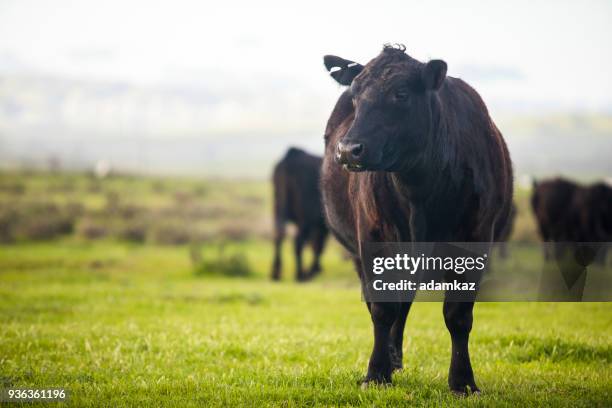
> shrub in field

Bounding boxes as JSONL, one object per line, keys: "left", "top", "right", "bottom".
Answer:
{"left": 189, "top": 241, "right": 253, "bottom": 277}
{"left": 115, "top": 204, "right": 147, "bottom": 220}
{"left": 0, "top": 201, "right": 77, "bottom": 241}
{"left": 216, "top": 222, "right": 252, "bottom": 242}
{"left": 0, "top": 206, "right": 18, "bottom": 242}
{"left": 16, "top": 213, "right": 74, "bottom": 240}
{"left": 117, "top": 222, "right": 148, "bottom": 243}
{"left": 193, "top": 243, "right": 253, "bottom": 278}
{"left": 150, "top": 221, "right": 195, "bottom": 245}
{"left": 78, "top": 210, "right": 150, "bottom": 242}
{"left": 173, "top": 191, "right": 194, "bottom": 206}
{"left": 77, "top": 218, "right": 109, "bottom": 239}
{"left": 0, "top": 182, "right": 25, "bottom": 195}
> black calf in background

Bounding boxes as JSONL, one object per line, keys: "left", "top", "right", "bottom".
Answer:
{"left": 271, "top": 147, "right": 329, "bottom": 281}
{"left": 532, "top": 178, "right": 612, "bottom": 264}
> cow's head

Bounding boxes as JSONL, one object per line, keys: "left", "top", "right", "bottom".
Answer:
{"left": 324, "top": 44, "right": 447, "bottom": 172}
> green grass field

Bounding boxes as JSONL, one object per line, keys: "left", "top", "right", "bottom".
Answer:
{"left": 0, "top": 172, "right": 611, "bottom": 406}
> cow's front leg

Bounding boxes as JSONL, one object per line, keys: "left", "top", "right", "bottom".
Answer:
{"left": 443, "top": 300, "right": 479, "bottom": 395}
{"left": 388, "top": 302, "right": 411, "bottom": 371}
{"left": 363, "top": 302, "right": 400, "bottom": 385}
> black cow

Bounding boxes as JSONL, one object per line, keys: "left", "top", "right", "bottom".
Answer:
{"left": 532, "top": 178, "right": 612, "bottom": 263}
{"left": 321, "top": 45, "right": 513, "bottom": 394}
{"left": 271, "top": 147, "right": 329, "bottom": 281}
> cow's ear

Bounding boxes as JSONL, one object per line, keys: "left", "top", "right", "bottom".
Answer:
{"left": 323, "top": 55, "right": 363, "bottom": 86}
{"left": 422, "top": 59, "right": 447, "bottom": 91}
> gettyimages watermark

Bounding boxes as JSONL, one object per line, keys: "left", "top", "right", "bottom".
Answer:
{"left": 361, "top": 242, "right": 612, "bottom": 302}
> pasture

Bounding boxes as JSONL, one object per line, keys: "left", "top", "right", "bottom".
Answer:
{"left": 0, "top": 172, "right": 610, "bottom": 406}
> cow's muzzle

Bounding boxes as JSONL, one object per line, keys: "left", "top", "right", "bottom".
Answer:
{"left": 335, "top": 141, "right": 366, "bottom": 172}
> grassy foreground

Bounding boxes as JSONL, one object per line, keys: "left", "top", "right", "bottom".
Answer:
{"left": 0, "top": 240, "right": 610, "bottom": 407}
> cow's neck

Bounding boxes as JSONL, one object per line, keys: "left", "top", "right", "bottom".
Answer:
{"left": 391, "top": 104, "right": 453, "bottom": 205}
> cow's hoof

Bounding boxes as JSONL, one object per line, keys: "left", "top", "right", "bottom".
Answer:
{"left": 389, "top": 345, "right": 403, "bottom": 371}
{"left": 450, "top": 385, "right": 481, "bottom": 397}
{"left": 307, "top": 267, "right": 321, "bottom": 280}
{"left": 360, "top": 379, "right": 392, "bottom": 389}
{"left": 359, "top": 372, "right": 392, "bottom": 388}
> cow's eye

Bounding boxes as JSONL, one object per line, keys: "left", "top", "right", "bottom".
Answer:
{"left": 394, "top": 89, "right": 409, "bottom": 100}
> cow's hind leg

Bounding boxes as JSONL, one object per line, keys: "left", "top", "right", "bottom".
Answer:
{"left": 271, "top": 219, "right": 285, "bottom": 281}
{"left": 294, "top": 227, "right": 309, "bottom": 281}
{"left": 363, "top": 302, "right": 400, "bottom": 385}
{"left": 443, "top": 300, "right": 479, "bottom": 395}
{"left": 389, "top": 302, "right": 412, "bottom": 371}
{"left": 307, "top": 227, "right": 328, "bottom": 279}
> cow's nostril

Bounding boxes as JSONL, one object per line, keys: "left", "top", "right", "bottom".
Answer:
{"left": 351, "top": 143, "right": 364, "bottom": 158}
{"left": 336, "top": 141, "right": 365, "bottom": 165}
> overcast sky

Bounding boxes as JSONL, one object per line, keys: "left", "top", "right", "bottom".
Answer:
{"left": 0, "top": 0, "right": 611, "bottom": 144}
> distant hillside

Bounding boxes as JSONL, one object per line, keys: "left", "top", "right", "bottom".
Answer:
{"left": 498, "top": 114, "right": 612, "bottom": 179}
{"left": 1, "top": 74, "right": 611, "bottom": 179}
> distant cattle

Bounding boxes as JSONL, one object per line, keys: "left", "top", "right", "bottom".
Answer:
{"left": 271, "top": 147, "right": 328, "bottom": 281}
{"left": 531, "top": 178, "right": 612, "bottom": 263}
{"left": 321, "top": 45, "right": 513, "bottom": 394}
